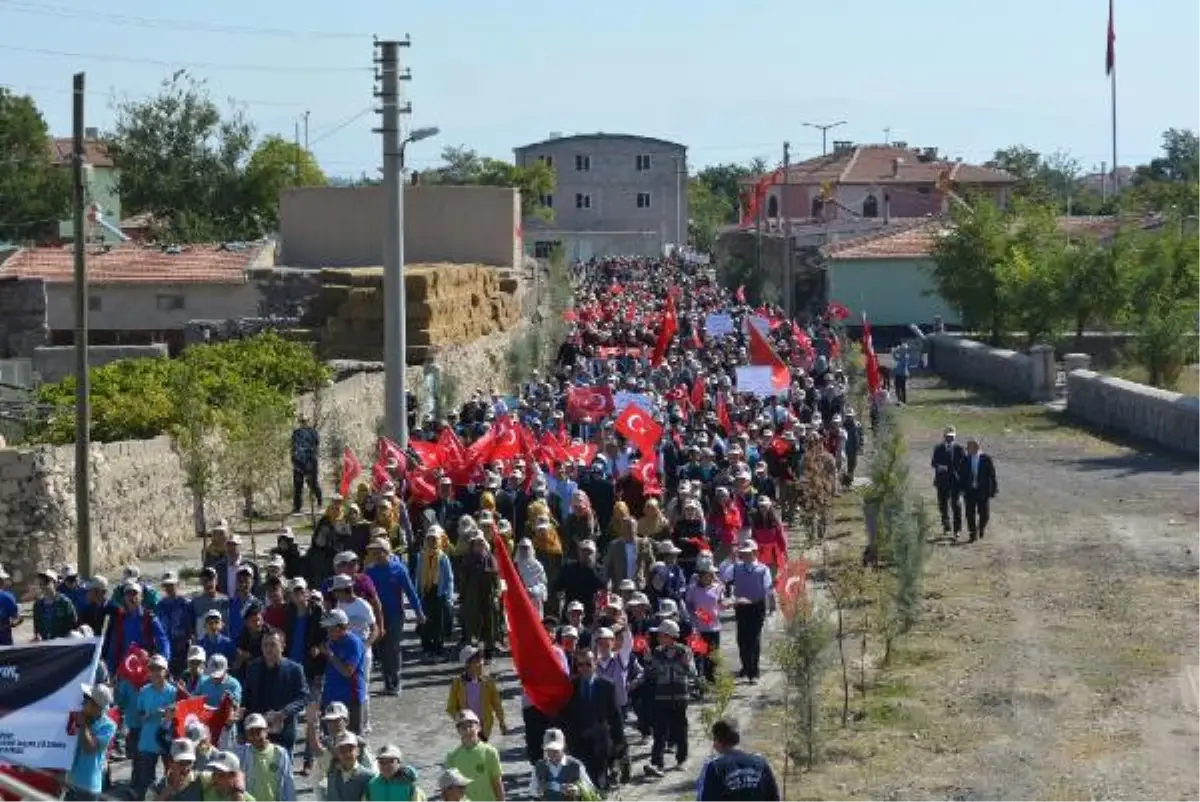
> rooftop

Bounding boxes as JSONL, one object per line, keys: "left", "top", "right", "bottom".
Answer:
{"left": 0, "top": 242, "right": 266, "bottom": 284}
{"left": 751, "top": 144, "right": 1015, "bottom": 187}
{"left": 514, "top": 132, "right": 687, "bottom": 153}
{"left": 49, "top": 138, "right": 114, "bottom": 168}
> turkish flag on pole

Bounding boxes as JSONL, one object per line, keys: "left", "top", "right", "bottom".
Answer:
{"left": 493, "top": 534, "right": 573, "bottom": 716}
{"left": 862, "top": 312, "right": 882, "bottom": 395}
{"left": 174, "top": 694, "right": 235, "bottom": 743}
{"left": 651, "top": 296, "right": 678, "bottom": 367}
{"left": 747, "top": 319, "right": 791, "bottom": 392}
{"left": 375, "top": 437, "right": 406, "bottom": 481}
{"left": 614, "top": 402, "right": 663, "bottom": 457}
{"left": 690, "top": 374, "right": 706, "bottom": 413}
{"left": 566, "top": 385, "right": 615, "bottom": 421}
{"left": 1106, "top": 0, "right": 1115, "bottom": 74}
{"left": 339, "top": 447, "right": 361, "bottom": 497}
{"left": 826, "top": 301, "right": 851, "bottom": 321}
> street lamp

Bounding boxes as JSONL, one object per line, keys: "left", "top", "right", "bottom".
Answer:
{"left": 802, "top": 120, "right": 847, "bottom": 155}
{"left": 388, "top": 123, "right": 439, "bottom": 448}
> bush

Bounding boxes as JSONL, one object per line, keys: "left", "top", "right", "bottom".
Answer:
{"left": 31, "top": 332, "right": 332, "bottom": 444}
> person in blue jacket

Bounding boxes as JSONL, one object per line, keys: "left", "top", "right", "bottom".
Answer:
{"left": 363, "top": 536, "right": 425, "bottom": 696}
{"left": 155, "top": 571, "right": 194, "bottom": 676}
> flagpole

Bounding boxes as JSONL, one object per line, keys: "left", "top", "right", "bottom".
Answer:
{"left": 1110, "top": 59, "right": 1118, "bottom": 195}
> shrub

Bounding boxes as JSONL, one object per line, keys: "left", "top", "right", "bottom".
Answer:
{"left": 31, "top": 332, "right": 332, "bottom": 444}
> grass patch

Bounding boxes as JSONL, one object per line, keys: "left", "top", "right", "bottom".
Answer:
{"left": 1107, "top": 362, "right": 1200, "bottom": 397}
{"left": 901, "top": 382, "right": 1059, "bottom": 438}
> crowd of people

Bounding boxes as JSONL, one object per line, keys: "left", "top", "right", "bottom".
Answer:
{"left": 1, "top": 254, "right": 881, "bottom": 801}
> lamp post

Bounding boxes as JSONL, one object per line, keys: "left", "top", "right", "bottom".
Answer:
{"left": 401, "top": 126, "right": 439, "bottom": 168}
{"left": 802, "top": 120, "right": 847, "bottom": 156}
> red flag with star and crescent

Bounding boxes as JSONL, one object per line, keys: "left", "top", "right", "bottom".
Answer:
{"left": 614, "top": 402, "right": 663, "bottom": 457}
{"left": 651, "top": 296, "right": 678, "bottom": 367}
{"left": 566, "top": 385, "right": 615, "bottom": 421}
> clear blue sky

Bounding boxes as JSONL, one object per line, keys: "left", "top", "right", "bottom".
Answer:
{"left": 2, "top": 0, "right": 1196, "bottom": 178}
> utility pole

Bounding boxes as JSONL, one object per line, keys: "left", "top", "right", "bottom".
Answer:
{"left": 71, "top": 72, "right": 92, "bottom": 578}
{"left": 376, "top": 38, "right": 412, "bottom": 446}
{"left": 802, "top": 120, "right": 847, "bottom": 156}
{"left": 1100, "top": 160, "right": 1108, "bottom": 201}
{"left": 883, "top": 126, "right": 892, "bottom": 145}
{"left": 783, "top": 141, "right": 793, "bottom": 319}
{"left": 303, "top": 110, "right": 310, "bottom": 150}
{"left": 293, "top": 120, "right": 301, "bottom": 181}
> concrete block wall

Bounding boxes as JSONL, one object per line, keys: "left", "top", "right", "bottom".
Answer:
{"left": 32, "top": 344, "right": 169, "bottom": 383}
{"left": 1066, "top": 370, "right": 1200, "bottom": 456}
{"left": 0, "top": 322, "right": 530, "bottom": 590}
{"left": 0, "top": 278, "right": 49, "bottom": 358}
{"left": 927, "top": 335, "right": 1056, "bottom": 402}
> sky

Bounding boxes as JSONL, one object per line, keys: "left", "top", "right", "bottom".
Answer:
{"left": 2, "top": 0, "right": 1197, "bottom": 179}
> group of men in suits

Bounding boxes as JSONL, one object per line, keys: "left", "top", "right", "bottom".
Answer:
{"left": 930, "top": 426, "right": 999, "bottom": 542}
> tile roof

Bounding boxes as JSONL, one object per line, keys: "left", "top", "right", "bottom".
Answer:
{"left": 0, "top": 243, "right": 263, "bottom": 284}
{"left": 750, "top": 145, "right": 1015, "bottom": 187}
{"left": 49, "top": 138, "right": 114, "bottom": 168}
{"left": 825, "top": 215, "right": 1146, "bottom": 260}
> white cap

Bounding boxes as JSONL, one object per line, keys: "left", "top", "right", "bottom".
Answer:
{"left": 566, "top": 600, "right": 585, "bottom": 613}
{"left": 203, "top": 609, "right": 223, "bottom": 621}
{"left": 208, "top": 751, "right": 240, "bottom": 773}
{"left": 244, "top": 713, "right": 268, "bottom": 731}
{"left": 334, "top": 731, "right": 359, "bottom": 749}
{"left": 330, "top": 574, "right": 354, "bottom": 591}
{"left": 333, "top": 551, "right": 358, "bottom": 566}
{"left": 267, "top": 555, "right": 285, "bottom": 569}
{"left": 460, "top": 644, "right": 481, "bottom": 664}
{"left": 290, "top": 577, "right": 309, "bottom": 591}
{"left": 206, "top": 654, "right": 228, "bottom": 678}
{"left": 161, "top": 571, "right": 179, "bottom": 585}
{"left": 148, "top": 654, "right": 168, "bottom": 669}
{"left": 560, "top": 625, "right": 579, "bottom": 639}
{"left": 322, "top": 609, "right": 350, "bottom": 628}
{"left": 439, "top": 769, "right": 471, "bottom": 791}
{"left": 658, "top": 619, "right": 681, "bottom": 638}
{"left": 81, "top": 682, "right": 113, "bottom": 708}
{"left": 455, "top": 709, "right": 480, "bottom": 725}
{"left": 88, "top": 576, "right": 110, "bottom": 592}
{"left": 322, "top": 702, "right": 349, "bottom": 721}
{"left": 543, "top": 727, "right": 567, "bottom": 751}
{"left": 38, "top": 568, "right": 58, "bottom": 583}
{"left": 170, "top": 738, "right": 197, "bottom": 763}
{"left": 596, "top": 627, "right": 615, "bottom": 640}
{"left": 377, "top": 744, "right": 403, "bottom": 761}
{"left": 186, "top": 645, "right": 207, "bottom": 663}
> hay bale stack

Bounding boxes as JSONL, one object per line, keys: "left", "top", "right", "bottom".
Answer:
{"left": 312, "top": 263, "right": 523, "bottom": 362}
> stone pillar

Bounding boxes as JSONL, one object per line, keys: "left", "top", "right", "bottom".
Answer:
{"left": 1028, "top": 344, "right": 1055, "bottom": 401}
{"left": 1063, "top": 353, "right": 1092, "bottom": 374}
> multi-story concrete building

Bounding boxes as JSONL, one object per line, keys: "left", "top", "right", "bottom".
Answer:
{"left": 513, "top": 133, "right": 688, "bottom": 261}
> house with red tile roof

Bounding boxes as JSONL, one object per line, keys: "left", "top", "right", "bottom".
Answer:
{"left": 0, "top": 241, "right": 271, "bottom": 354}
{"left": 48, "top": 133, "right": 124, "bottom": 245}
{"left": 743, "top": 143, "right": 1017, "bottom": 224}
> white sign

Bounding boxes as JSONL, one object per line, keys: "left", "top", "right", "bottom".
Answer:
{"left": 614, "top": 391, "right": 655, "bottom": 415}
{"left": 736, "top": 366, "right": 783, "bottom": 398}
{"left": 0, "top": 638, "right": 102, "bottom": 770}
{"left": 704, "top": 314, "right": 735, "bottom": 337}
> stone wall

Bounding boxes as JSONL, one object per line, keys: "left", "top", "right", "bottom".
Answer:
{"left": 927, "top": 335, "right": 1056, "bottom": 403}
{"left": 1066, "top": 370, "right": 1200, "bottom": 456}
{"left": 0, "top": 277, "right": 48, "bottom": 359}
{"left": 32, "top": 344, "right": 169, "bottom": 383}
{"left": 0, "top": 323, "right": 529, "bottom": 590}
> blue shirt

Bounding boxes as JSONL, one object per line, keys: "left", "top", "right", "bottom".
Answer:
{"left": 67, "top": 712, "right": 117, "bottom": 794}
{"left": 322, "top": 631, "right": 367, "bottom": 706}
{"left": 105, "top": 606, "right": 170, "bottom": 672}
{"left": 365, "top": 557, "right": 423, "bottom": 619}
{"left": 0, "top": 591, "right": 18, "bottom": 646}
{"left": 135, "top": 683, "right": 179, "bottom": 755}
{"left": 288, "top": 614, "right": 309, "bottom": 664}
{"left": 59, "top": 583, "right": 89, "bottom": 614}
{"left": 195, "top": 674, "right": 242, "bottom": 708}
{"left": 196, "top": 633, "right": 236, "bottom": 662}
{"left": 228, "top": 595, "right": 255, "bottom": 641}
{"left": 156, "top": 596, "right": 193, "bottom": 642}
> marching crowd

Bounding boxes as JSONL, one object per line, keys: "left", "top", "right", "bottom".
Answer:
{"left": 0, "top": 254, "right": 878, "bottom": 801}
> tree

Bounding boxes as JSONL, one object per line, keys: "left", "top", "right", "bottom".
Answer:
{"left": 423, "top": 145, "right": 556, "bottom": 219}
{"left": 168, "top": 360, "right": 222, "bottom": 541}
{"left": 219, "top": 383, "right": 293, "bottom": 557}
{"left": 1124, "top": 219, "right": 1200, "bottom": 388}
{"left": 242, "top": 135, "right": 327, "bottom": 229}
{"left": 1057, "top": 233, "right": 1132, "bottom": 344}
{"left": 996, "top": 202, "right": 1068, "bottom": 346}
{"left": 929, "top": 196, "right": 1011, "bottom": 344}
{"left": 694, "top": 162, "right": 757, "bottom": 222}
{"left": 0, "top": 89, "right": 71, "bottom": 242}
{"left": 107, "top": 72, "right": 256, "bottom": 242}
{"left": 1129, "top": 129, "right": 1200, "bottom": 216}
{"left": 989, "top": 145, "right": 1108, "bottom": 214}
{"left": 688, "top": 177, "right": 732, "bottom": 253}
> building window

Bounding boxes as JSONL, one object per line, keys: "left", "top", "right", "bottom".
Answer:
{"left": 811, "top": 197, "right": 825, "bottom": 218}
{"left": 88, "top": 295, "right": 101, "bottom": 311}
{"left": 862, "top": 194, "right": 879, "bottom": 218}
{"left": 575, "top": 193, "right": 592, "bottom": 209}
{"left": 636, "top": 154, "right": 652, "bottom": 171}
{"left": 575, "top": 154, "right": 591, "bottom": 172}
{"left": 537, "top": 155, "right": 554, "bottom": 169}
{"left": 533, "top": 241, "right": 559, "bottom": 259}
{"left": 539, "top": 193, "right": 553, "bottom": 208}
{"left": 156, "top": 294, "right": 185, "bottom": 311}
{"left": 767, "top": 195, "right": 779, "bottom": 218}
{"left": 636, "top": 192, "right": 651, "bottom": 209}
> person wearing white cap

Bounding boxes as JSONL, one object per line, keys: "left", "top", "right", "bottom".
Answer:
{"left": 130, "top": 653, "right": 176, "bottom": 797}
{"left": 437, "top": 768, "right": 471, "bottom": 802}
{"left": 641, "top": 617, "right": 696, "bottom": 778}
{"left": 366, "top": 744, "right": 425, "bottom": 801}
{"left": 322, "top": 731, "right": 375, "bottom": 802}
{"left": 318, "top": 607, "right": 368, "bottom": 736}
{"left": 233, "top": 712, "right": 296, "bottom": 801}
{"left": 207, "top": 750, "right": 254, "bottom": 801}
{"left": 364, "top": 536, "right": 425, "bottom": 697}
{"left": 729, "top": 540, "right": 772, "bottom": 684}
{"left": 189, "top": 566, "right": 231, "bottom": 641}
{"left": 157, "top": 570, "right": 193, "bottom": 676}
{"left": 307, "top": 702, "right": 375, "bottom": 792}
{"left": 195, "top": 654, "right": 243, "bottom": 740}
{"left": 65, "top": 683, "right": 117, "bottom": 799}
{"left": 33, "top": 567, "right": 77, "bottom": 641}
{"left": 147, "top": 737, "right": 202, "bottom": 800}
{"left": 445, "top": 710, "right": 505, "bottom": 802}
{"left": 532, "top": 727, "right": 597, "bottom": 801}
{"left": 178, "top": 644, "right": 207, "bottom": 695}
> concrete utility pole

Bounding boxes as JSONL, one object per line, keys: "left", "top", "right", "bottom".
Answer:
{"left": 376, "top": 38, "right": 412, "bottom": 446}
{"left": 71, "top": 72, "right": 92, "bottom": 578}
{"left": 303, "top": 110, "right": 310, "bottom": 150}
{"left": 802, "top": 120, "right": 847, "bottom": 155}
{"left": 783, "top": 141, "right": 793, "bottom": 320}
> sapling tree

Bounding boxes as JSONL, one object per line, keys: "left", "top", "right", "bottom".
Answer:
{"left": 774, "top": 592, "right": 833, "bottom": 780}
{"left": 167, "top": 361, "right": 221, "bottom": 544}
{"left": 219, "top": 385, "right": 292, "bottom": 558}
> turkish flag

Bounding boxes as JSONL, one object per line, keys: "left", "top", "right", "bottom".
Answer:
{"left": 488, "top": 418, "right": 523, "bottom": 461}
{"left": 775, "top": 557, "right": 810, "bottom": 621}
{"left": 566, "top": 385, "right": 615, "bottom": 421}
{"left": 174, "top": 694, "right": 235, "bottom": 743}
{"left": 690, "top": 374, "right": 706, "bottom": 412}
{"left": 375, "top": 437, "right": 406, "bottom": 482}
{"left": 408, "top": 439, "right": 443, "bottom": 471}
{"left": 339, "top": 447, "right": 361, "bottom": 497}
{"left": 688, "top": 632, "right": 710, "bottom": 656}
{"left": 716, "top": 392, "right": 734, "bottom": 435}
{"left": 493, "top": 534, "right": 573, "bottom": 716}
{"left": 409, "top": 470, "right": 438, "bottom": 504}
{"left": 747, "top": 318, "right": 790, "bottom": 393}
{"left": 119, "top": 647, "right": 149, "bottom": 690}
{"left": 615, "top": 402, "right": 663, "bottom": 456}
{"left": 827, "top": 301, "right": 851, "bottom": 321}
{"left": 862, "top": 312, "right": 882, "bottom": 395}
{"left": 630, "top": 459, "right": 662, "bottom": 496}
{"left": 651, "top": 296, "right": 677, "bottom": 367}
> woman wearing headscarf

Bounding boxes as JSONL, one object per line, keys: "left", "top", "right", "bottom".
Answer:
{"left": 709, "top": 486, "right": 744, "bottom": 565}
{"left": 637, "top": 498, "right": 671, "bottom": 543}
{"left": 459, "top": 533, "right": 501, "bottom": 660}
{"left": 416, "top": 527, "right": 454, "bottom": 659}
{"left": 560, "top": 491, "right": 598, "bottom": 556}
{"left": 514, "top": 539, "right": 549, "bottom": 618}
{"left": 684, "top": 557, "right": 724, "bottom": 683}
{"left": 606, "top": 501, "right": 636, "bottom": 555}
{"left": 531, "top": 516, "right": 564, "bottom": 617}
{"left": 309, "top": 495, "right": 348, "bottom": 585}
{"left": 749, "top": 497, "right": 787, "bottom": 579}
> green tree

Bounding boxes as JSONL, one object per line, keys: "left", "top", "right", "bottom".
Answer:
{"left": 0, "top": 89, "right": 71, "bottom": 242}
{"left": 242, "top": 135, "right": 327, "bottom": 229}
{"left": 1128, "top": 129, "right": 1199, "bottom": 215}
{"left": 1124, "top": 219, "right": 1200, "bottom": 388}
{"left": 1057, "top": 233, "right": 1132, "bottom": 344}
{"left": 219, "top": 383, "right": 293, "bottom": 556}
{"left": 929, "top": 196, "right": 1012, "bottom": 344}
{"left": 107, "top": 72, "right": 256, "bottom": 242}
{"left": 168, "top": 360, "right": 222, "bottom": 539}
{"left": 424, "top": 145, "right": 556, "bottom": 219}
{"left": 694, "top": 162, "right": 757, "bottom": 222}
{"left": 997, "top": 202, "right": 1068, "bottom": 346}
{"left": 688, "top": 177, "right": 732, "bottom": 253}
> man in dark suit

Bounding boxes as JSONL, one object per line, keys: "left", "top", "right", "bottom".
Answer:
{"left": 558, "top": 648, "right": 625, "bottom": 792}
{"left": 957, "top": 438, "right": 998, "bottom": 542}
{"left": 239, "top": 630, "right": 309, "bottom": 756}
{"left": 213, "top": 535, "right": 262, "bottom": 597}
{"left": 931, "top": 426, "right": 967, "bottom": 537}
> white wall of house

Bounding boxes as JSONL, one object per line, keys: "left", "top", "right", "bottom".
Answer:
{"left": 45, "top": 282, "right": 261, "bottom": 331}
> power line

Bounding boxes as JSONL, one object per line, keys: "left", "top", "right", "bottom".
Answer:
{"left": 308, "top": 107, "right": 375, "bottom": 148}
{"left": 0, "top": 0, "right": 369, "bottom": 40}
{"left": 2, "top": 82, "right": 315, "bottom": 110}
{"left": 0, "top": 43, "right": 370, "bottom": 74}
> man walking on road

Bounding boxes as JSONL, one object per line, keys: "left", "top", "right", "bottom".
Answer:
{"left": 695, "top": 717, "right": 781, "bottom": 801}
{"left": 931, "top": 426, "right": 966, "bottom": 538}
{"left": 292, "top": 416, "right": 322, "bottom": 514}
{"left": 958, "top": 438, "right": 998, "bottom": 542}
